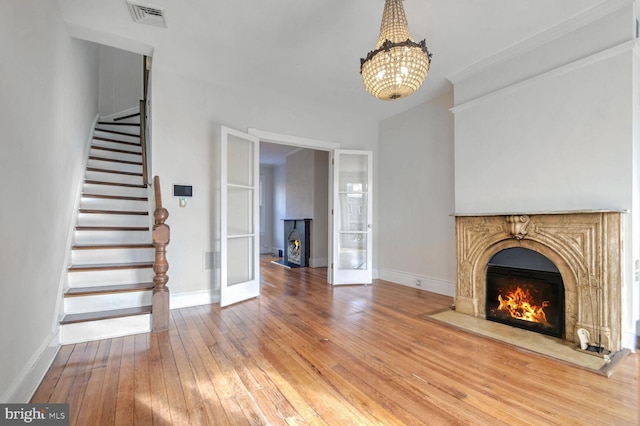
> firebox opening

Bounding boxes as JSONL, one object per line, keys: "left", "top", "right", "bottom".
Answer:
{"left": 485, "top": 248, "right": 565, "bottom": 339}
{"left": 287, "top": 230, "right": 302, "bottom": 266}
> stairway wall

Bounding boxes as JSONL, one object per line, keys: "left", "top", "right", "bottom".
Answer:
{"left": 0, "top": 1, "right": 100, "bottom": 402}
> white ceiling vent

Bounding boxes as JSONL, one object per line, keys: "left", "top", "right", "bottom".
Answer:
{"left": 126, "top": 1, "right": 166, "bottom": 28}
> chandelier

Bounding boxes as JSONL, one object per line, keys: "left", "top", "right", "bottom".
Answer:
{"left": 360, "top": 0, "right": 432, "bottom": 100}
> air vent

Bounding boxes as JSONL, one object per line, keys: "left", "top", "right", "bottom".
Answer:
{"left": 126, "top": 1, "right": 166, "bottom": 28}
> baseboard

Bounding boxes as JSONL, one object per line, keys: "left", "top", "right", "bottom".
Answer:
{"left": 377, "top": 268, "right": 455, "bottom": 297}
{"left": 1, "top": 331, "right": 60, "bottom": 403}
{"left": 170, "top": 289, "right": 220, "bottom": 309}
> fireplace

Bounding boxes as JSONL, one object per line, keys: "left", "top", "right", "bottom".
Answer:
{"left": 485, "top": 264, "right": 565, "bottom": 338}
{"left": 283, "top": 219, "right": 311, "bottom": 267}
{"left": 454, "top": 212, "right": 623, "bottom": 352}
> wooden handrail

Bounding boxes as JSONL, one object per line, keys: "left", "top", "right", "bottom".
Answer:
{"left": 140, "top": 56, "right": 151, "bottom": 186}
{"left": 152, "top": 175, "right": 170, "bottom": 332}
{"left": 140, "top": 99, "right": 148, "bottom": 186}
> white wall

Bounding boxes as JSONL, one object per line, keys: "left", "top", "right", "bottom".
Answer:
{"left": 273, "top": 163, "right": 286, "bottom": 254}
{"left": 451, "top": 5, "right": 639, "bottom": 349}
{"left": 98, "top": 45, "right": 142, "bottom": 117}
{"left": 259, "top": 165, "right": 274, "bottom": 254}
{"left": 286, "top": 149, "right": 315, "bottom": 219}
{"left": 0, "top": 1, "right": 99, "bottom": 401}
{"left": 453, "top": 52, "right": 633, "bottom": 214}
{"left": 377, "top": 91, "right": 456, "bottom": 295}
{"left": 312, "top": 151, "right": 329, "bottom": 267}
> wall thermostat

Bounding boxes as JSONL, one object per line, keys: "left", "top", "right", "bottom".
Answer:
{"left": 173, "top": 185, "right": 192, "bottom": 197}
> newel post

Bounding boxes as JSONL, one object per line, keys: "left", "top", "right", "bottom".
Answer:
{"left": 152, "top": 176, "right": 170, "bottom": 332}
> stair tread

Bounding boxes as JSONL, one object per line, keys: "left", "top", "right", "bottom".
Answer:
{"left": 68, "top": 262, "right": 153, "bottom": 272}
{"left": 60, "top": 305, "right": 152, "bottom": 324}
{"left": 87, "top": 167, "right": 143, "bottom": 177}
{"left": 65, "top": 282, "right": 155, "bottom": 297}
{"left": 98, "top": 121, "right": 141, "bottom": 126}
{"left": 82, "top": 193, "right": 148, "bottom": 201}
{"left": 92, "top": 136, "right": 141, "bottom": 147}
{"left": 113, "top": 112, "right": 141, "bottom": 121}
{"left": 84, "top": 180, "right": 146, "bottom": 189}
{"left": 72, "top": 243, "right": 154, "bottom": 250}
{"left": 79, "top": 208, "right": 148, "bottom": 215}
{"left": 89, "top": 155, "right": 143, "bottom": 166}
{"left": 75, "top": 225, "right": 149, "bottom": 231}
{"left": 91, "top": 145, "right": 142, "bottom": 156}
{"left": 94, "top": 128, "right": 140, "bottom": 138}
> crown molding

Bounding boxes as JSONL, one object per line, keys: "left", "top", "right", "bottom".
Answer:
{"left": 450, "top": 39, "right": 636, "bottom": 114}
{"left": 447, "top": 0, "right": 632, "bottom": 85}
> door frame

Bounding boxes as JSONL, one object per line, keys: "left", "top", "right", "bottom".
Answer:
{"left": 248, "top": 128, "right": 340, "bottom": 283}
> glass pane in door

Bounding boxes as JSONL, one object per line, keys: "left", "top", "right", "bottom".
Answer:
{"left": 337, "top": 154, "right": 369, "bottom": 271}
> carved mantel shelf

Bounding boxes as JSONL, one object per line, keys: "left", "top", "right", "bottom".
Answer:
{"left": 452, "top": 209, "right": 628, "bottom": 217}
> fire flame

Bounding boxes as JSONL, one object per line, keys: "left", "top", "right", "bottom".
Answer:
{"left": 497, "top": 287, "right": 551, "bottom": 327}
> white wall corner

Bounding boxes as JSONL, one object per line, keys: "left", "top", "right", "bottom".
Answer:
{"left": 377, "top": 268, "right": 455, "bottom": 297}
{"left": 1, "top": 331, "right": 60, "bottom": 403}
{"left": 170, "top": 289, "right": 220, "bottom": 310}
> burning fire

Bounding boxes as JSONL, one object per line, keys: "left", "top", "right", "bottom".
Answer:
{"left": 497, "top": 287, "right": 551, "bottom": 327}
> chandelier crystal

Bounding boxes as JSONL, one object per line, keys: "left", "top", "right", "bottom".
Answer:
{"left": 360, "top": 0, "right": 432, "bottom": 100}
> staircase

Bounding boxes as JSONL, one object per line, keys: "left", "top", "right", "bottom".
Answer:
{"left": 60, "top": 113, "right": 155, "bottom": 344}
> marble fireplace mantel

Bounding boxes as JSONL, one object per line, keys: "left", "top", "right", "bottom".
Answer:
{"left": 454, "top": 210, "right": 624, "bottom": 351}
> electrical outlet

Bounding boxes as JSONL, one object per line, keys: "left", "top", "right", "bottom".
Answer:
{"left": 416, "top": 279, "right": 422, "bottom": 287}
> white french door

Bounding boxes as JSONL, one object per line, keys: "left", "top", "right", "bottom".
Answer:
{"left": 331, "top": 149, "right": 373, "bottom": 285}
{"left": 220, "top": 126, "right": 260, "bottom": 307}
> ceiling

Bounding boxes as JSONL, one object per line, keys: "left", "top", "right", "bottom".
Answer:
{"left": 260, "top": 142, "right": 301, "bottom": 166}
{"left": 160, "top": 0, "right": 608, "bottom": 120}
{"left": 64, "top": 0, "right": 614, "bottom": 117}
{"left": 61, "top": 0, "right": 617, "bottom": 163}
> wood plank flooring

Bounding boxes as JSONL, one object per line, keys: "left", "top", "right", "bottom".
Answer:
{"left": 32, "top": 256, "right": 639, "bottom": 425}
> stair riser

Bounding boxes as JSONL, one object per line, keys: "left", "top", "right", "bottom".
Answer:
{"left": 60, "top": 314, "right": 151, "bottom": 345}
{"left": 93, "top": 130, "right": 140, "bottom": 144}
{"left": 89, "top": 148, "right": 142, "bottom": 163}
{"left": 64, "top": 291, "right": 152, "bottom": 314}
{"left": 74, "top": 230, "right": 151, "bottom": 244}
{"left": 85, "top": 170, "right": 144, "bottom": 186}
{"left": 88, "top": 159, "right": 142, "bottom": 174}
{"left": 82, "top": 183, "right": 148, "bottom": 198}
{"left": 67, "top": 268, "right": 155, "bottom": 287}
{"left": 71, "top": 247, "right": 155, "bottom": 265}
{"left": 77, "top": 213, "right": 150, "bottom": 227}
{"left": 80, "top": 197, "right": 148, "bottom": 211}
{"left": 91, "top": 140, "right": 142, "bottom": 153}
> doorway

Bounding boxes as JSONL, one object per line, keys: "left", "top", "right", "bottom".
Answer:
{"left": 253, "top": 129, "right": 338, "bottom": 270}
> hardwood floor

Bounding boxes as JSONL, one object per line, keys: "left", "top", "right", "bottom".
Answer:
{"left": 32, "top": 256, "right": 639, "bottom": 425}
